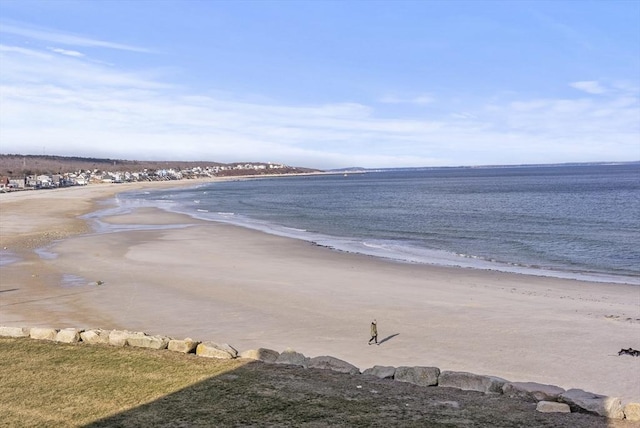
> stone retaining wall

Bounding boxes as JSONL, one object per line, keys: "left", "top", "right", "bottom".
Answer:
{"left": 1, "top": 325, "right": 637, "bottom": 421}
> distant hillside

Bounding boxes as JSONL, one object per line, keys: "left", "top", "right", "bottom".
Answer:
{"left": 0, "top": 154, "right": 321, "bottom": 177}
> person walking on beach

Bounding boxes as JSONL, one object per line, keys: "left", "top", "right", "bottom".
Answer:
{"left": 368, "top": 319, "right": 378, "bottom": 345}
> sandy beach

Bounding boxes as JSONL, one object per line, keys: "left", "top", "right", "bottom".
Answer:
{"left": 1, "top": 180, "right": 639, "bottom": 403}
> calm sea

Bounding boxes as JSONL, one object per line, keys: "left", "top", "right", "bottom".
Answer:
{"left": 117, "top": 163, "right": 640, "bottom": 285}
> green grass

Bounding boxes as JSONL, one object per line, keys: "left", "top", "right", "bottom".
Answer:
{"left": 0, "top": 337, "right": 622, "bottom": 428}
{"left": 0, "top": 338, "right": 245, "bottom": 427}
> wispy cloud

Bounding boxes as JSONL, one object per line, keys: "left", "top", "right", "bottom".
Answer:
{"left": 379, "top": 94, "right": 434, "bottom": 105}
{"left": 0, "top": 44, "right": 51, "bottom": 59}
{"left": 570, "top": 81, "right": 606, "bottom": 95}
{"left": 0, "top": 44, "right": 168, "bottom": 89}
{"left": 49, "top": 47, "right": 84, "bottom": 57}
{"left": 1, "top": 40, "right": 638, "bottom": 168}
{"left": 0, "top": 21, "right": 151, "bottom": 53}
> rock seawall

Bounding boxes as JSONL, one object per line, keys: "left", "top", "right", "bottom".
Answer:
{"left": 1, "top": 325, "right": 637, "bottom": 421}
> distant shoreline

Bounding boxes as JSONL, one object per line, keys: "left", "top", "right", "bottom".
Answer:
{"left": 110, "top": 166, "right": 640, "bottom": 286}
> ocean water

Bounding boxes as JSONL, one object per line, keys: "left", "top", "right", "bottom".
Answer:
{"left": 117, "top": 163, "right": 640, "bottom": 285}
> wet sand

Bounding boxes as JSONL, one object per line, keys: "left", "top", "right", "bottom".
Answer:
{"left": 1, "top": 181, "right": 639, "bottom": 402}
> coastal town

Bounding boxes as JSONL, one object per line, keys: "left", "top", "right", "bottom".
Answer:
{"left": 0, "top": 156, "right": 319, "bottom": 192}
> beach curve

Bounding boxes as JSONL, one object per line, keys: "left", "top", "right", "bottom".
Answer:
{"left": 1, "top": 180, "right": 638, "bottom": 403}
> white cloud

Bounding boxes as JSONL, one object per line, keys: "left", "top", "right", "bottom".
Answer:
{"left": 1, "top": 42, "right": 638, "bottom": 169}
{"left": 0, "top": 44, "right": 169, "bottom": 89}
{"left": 570, "top": 81, "right": 606, "bottom": 95}
{"left": 379, "top": 94, "right": 434, "bottom": 105}
{"left": 0, "top": 44, "right": 52, "bottom": 59}
{"left": 0, "top": 22, "right": 151, "bottom": 53}
{"left": 450, "top": 112, "right": 476, "bottom": 120}
{"left": 49, "top": 47, "right": 84, "bottom": 57}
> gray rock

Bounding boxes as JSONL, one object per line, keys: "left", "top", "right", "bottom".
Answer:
{"left": 30, "top": 327, "right": 58, "bottom": 341}
{"left": 559, "top": 389, "right": 624, "bottom": 419}
{"left": 438, "top": 371, "right": 508, "bottom": 394}
{"left": 127, "top": 333, "right": 169, "bottom": 350}
{"left": 536, "top": 401, "right": 571, "bottom": 413}
{"left": 623, "top": 402, "right": 640, "bottom": 422}
{"left": 108, "top": 330, "right": 134, "bottom": 347}
{"left": 239, "top": 348, "right": 280, "bottom": 363}
{"left": 502, "top": 382, "right": 565, "bottom": 402}
{"left": 275, "top": 348, "right": 310, "bottom": 368}
{"left": 80, "top": 329, "right": 110, "bottom": 345}
{"left": 196, "top": 341, "right": 238, "bottom": 359}
{"left": 0, "top": 326, "right": 30, "bottom": 338}
{"left": 308, "top": 356, "right": 360, "bottom": 375}
{"left": 168, "top": 338, "right": 199, "bottom": 354}
{"left": 55, "top": 328, "right": 81, "bottom": 343}
{"left": 394, "top": 366, "right": 440, "bottom": 387}
{"left": 362, "top": 365, "right": 396, "bottom": 379}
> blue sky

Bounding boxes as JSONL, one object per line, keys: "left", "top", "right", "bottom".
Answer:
{"left": 0, "top": 0, "right": 638, "bottom": 169}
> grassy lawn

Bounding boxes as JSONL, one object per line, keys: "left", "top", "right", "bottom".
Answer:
{"left": 0, "top": 337, "right": 626, "bottom": 427}
{"left": 0, "top": 338, "right": 245, "bottom": 427}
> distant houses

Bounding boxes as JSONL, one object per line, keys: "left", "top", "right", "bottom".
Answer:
{"left": 0, "top": 162, "right": 294, "bottom": 192}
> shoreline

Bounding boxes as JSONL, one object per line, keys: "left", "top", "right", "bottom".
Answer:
{"left": 1, "top": 181, "right": 639, "bottom": 402}
{"left": 98, "top": 179, "right": 640, "bottom": 286}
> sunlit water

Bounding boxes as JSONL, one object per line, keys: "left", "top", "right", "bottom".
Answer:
{"left": 113, "top": 163, "right": 639, "bottom": 285}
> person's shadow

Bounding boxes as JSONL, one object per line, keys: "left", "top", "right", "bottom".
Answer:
{"left": 377, "top": 333, "right": 399, "bottom": 345}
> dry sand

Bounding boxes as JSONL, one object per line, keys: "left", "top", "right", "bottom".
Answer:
{"left": 1, "top": 181, "right": 639, "bottom": 403}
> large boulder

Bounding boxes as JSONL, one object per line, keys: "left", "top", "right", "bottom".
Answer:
{"left": 394, "top": 366, "right": 440, "bottom": 387}
{"left": 55, "top": 328, "right": 81, "bottom": 343}
{"left": 362, "top": 365, "right": 396, "bottom": 379}
{"left": 275, "top": 349, "right": 309, "bottom": 368}
{"left": 239, "top": 348, "right": 280, "bottom": 363}
{"left": 0, "top": 326, "right": 30, "bottom": 338}
{"left": 438, "top": 371, "right": 507, "bottom": 394}
{"left": 559, "top": 389, "right": 624, "bottom": 419}
{"left": 126, "top": 333, "right": 169, "bottom": 350}
{"left": 196, "top": 342, "right": 238, "bottom": 359}
{"left": 168, "top": 338, "right": 199, "bottom": 354}
{"left": 623, "top": 402, "right": 640, "bottom": 422}
{"left": 80, "top": 329, "right": 111, "bottom": 345}
{"left": 108, "top": 330, "right": 135, "bottom": 347}
{"left": 502, "top": 382, "right": 565, "bottom": 402}
{"left": 308, "top": 356, "right": 360, "bottom": 375}
{"left": 30, "top": 327, "right": 58, "bottom": 341}
{"left": 536, "top": 401, "right": 571, "bottom": 413}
